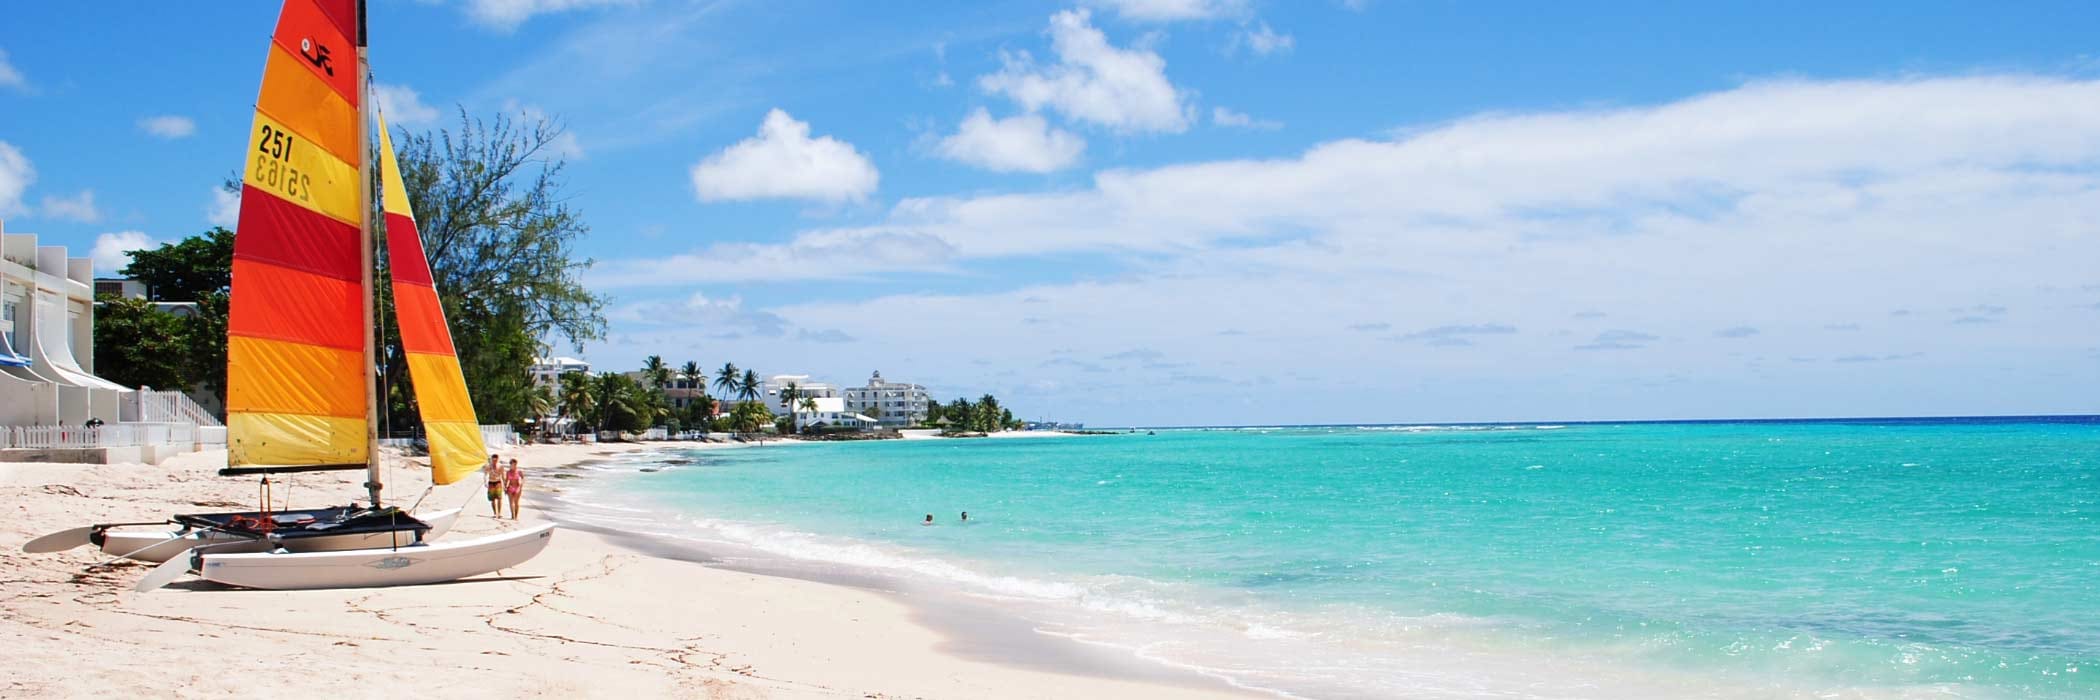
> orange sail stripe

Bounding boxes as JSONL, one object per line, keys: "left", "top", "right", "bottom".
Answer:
{"left": 379, "top": 110, "right": 486, "bottom": 486}
{"left": 229, "top": 259, "right": 364, "bottom": 351}
{"left": 393, "top": 285, "right": 457, "bottom": 356}
{"left": 270, "top": 0, "right": 358, "bottom": 106}
{"left": 256, "top": 44, "right": 361, "bottom": 168}
{"left": 226, "top": 336, "right": 366, "bottom": 417}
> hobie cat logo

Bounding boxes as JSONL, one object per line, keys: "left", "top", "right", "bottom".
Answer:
{"left": 367, "top": 556, "right": 417, "bottom": 571}
{"left": 299, "top": 37, "right": 334, "bottom": 76}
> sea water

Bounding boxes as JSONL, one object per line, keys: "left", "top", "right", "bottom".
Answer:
{"left": 564, "top": 418, "right": 2099, "bottom": 699}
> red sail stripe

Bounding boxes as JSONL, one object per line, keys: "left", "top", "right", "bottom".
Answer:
{"left": 383, "top": 212, "right": 434, "bottom": 286}
{"left": 232, "top": 185, "right": 362, "bottom": 282}
{"left": 393, "top": 285, "right": 457, "bottom": 356}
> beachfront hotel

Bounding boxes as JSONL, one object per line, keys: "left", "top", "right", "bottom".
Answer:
{"left": 530, "top": 356, "right": 590, "bottom": 393}
{"left": 0, "top": 220, "right": 128, "bottom": 425}
{"left": 844, "top": 370, "right": 931, "bottom": 428}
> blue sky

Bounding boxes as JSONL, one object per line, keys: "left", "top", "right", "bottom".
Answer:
{"left": 4, "top": 0, "right": 2098, "bottom": 426}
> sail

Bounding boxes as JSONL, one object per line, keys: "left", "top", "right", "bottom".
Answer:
{"left": 225, "top": 0, "right": 370, "bottom": 468}
{"left": 378, "top": 113, "right": 488, "bottom": 485}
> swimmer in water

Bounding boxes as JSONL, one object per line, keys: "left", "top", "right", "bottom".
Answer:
{"left": 960, "top": 511, "right": 969, "bottom": 523}
{"left": 923, "top": 514, "right": 934, "bottom": 526}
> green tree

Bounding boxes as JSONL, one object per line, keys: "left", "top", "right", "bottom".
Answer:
{"left": 642, "top": 355, "right": 670, "bottom": 390}
{"left": 386, "top": 111, "right": 606, "bottom": 427}
{"left": 713, "top": 362, "right": 741, "bottom": 398}
{"left": 558, "top": 371, "right": 596, "bottom": 435}
{"left": 119, "top": 227, "right": 232, "bottom": 301}
{"left": 180, "top": 292, "right": 230, "bottom": 407}
{"left": 780, "top": 382, "right": 801, "bottom": 433}
{"left": 679, "top": 360, "right": 703, "bottom": 391}
{"left": 798, "top": 396, "right": 819, "bottom": 432}
{"left": 91, "top": 295, "right": 189, "bottom": 391}
{"left": 976, "top": 394, "right": 1002, "bottom": 432}
{"left": 738, "top": 369, "right": 762, "bottom": 403}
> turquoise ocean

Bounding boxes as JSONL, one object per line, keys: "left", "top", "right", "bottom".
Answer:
{"left": 561, "top": 418, "right": 2098, "bottom": 699}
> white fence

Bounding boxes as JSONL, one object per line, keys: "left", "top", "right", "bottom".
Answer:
{"left": 376, "top": 425, "right": 518, "bottom": 450}
{"left": 128, "top": 390, "right": 223, "bottom": 427}
{"left": 3, "top": 423, "right": 198, "bottom": 450}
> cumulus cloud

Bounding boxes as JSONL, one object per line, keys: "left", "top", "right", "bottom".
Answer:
{"left": 589, "top": 227, "right": 952, "bottom": 288}
{"left": 90, "top": 231, "right": 160, "bottom": 275}
{"left": 207, "top": 188, "right": 240, "bottom": 227}
{"left": 39, "top": 190, "right": 99, "bottom": 223}
{"left": 1212, "top": 107, "right": 1282, "bottom": 130}
{"left": 0, "top": 48, "right": 25, "bottom": 91}
{"left": 690, "top": 109, "right": 878, "bottom": 203}
{"left": 462, "top": 0, "right": 633, "bottom": 31}
{"left": 137, "top": 115, "right": 196, "bottom": 139}
{"left": 1087, "top": 0, "right": 1249, "bottom": 22}
{"left": 373, "top": 83, "right": 441, "bottom": 125}
{"left": 937, "top": 108, "right": 1085, "bottom": 173}
{"left": 0, "top": 142, "right": 31, "bottom": 217}
{"left": 980, "top": 9, "right": 1192, "bottom": 133}
{"left": 610, "top": 292, "right": 788, "bottom": 337}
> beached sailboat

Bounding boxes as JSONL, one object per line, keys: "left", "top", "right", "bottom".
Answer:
{"left": 25, "top": 0, "right": 553, "bottom": 589}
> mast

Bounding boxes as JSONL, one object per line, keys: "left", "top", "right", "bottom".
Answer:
{"left": 356, "top": 0, "right": 382, "bottom": 507}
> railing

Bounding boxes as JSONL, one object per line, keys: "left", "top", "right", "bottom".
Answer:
{"left": 131, "top": 390, "right": 223, "bottom": 426}
{"left": 637, "top": 428, "right": 669, "bottom": 440}
{"left": 480, "top": 424, "right": 517, "bottom": 447}
{"left": 3, "top": 422, "right": 199, "bottom": 450}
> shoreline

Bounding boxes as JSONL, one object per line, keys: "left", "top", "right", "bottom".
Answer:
{"left": 0, "top": 441, "right": 1255, "bottom": 699}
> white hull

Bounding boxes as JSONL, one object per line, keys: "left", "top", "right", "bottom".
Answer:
{"left": 196, "top": 523, "right": 555, "bottom": 590}
{"left": 94, "top": 508, "right": 463, "bottom": 563}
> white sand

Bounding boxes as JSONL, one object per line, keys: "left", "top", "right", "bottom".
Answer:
{"left": 0, "top": 443, "right": 1249, "bottom": 699}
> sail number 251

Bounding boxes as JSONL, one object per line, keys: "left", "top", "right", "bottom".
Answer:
{"left": 254, "top": 124, "right": 314, "bottom": 202}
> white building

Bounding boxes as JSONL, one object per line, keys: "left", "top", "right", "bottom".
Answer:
{"left": 1, "top": 220, "right": 130, "bottom": 426}
{"left": 530, "top": 356, "right": 590, "bottom": 393}
{"left": 793, "top": 396, "right": 876, "bottom": 431}
{"left": 758, "top": 374, "right": 839, "bottom": 414}
{"left": 843, "top": 371, "right": 930, "bottom": 427}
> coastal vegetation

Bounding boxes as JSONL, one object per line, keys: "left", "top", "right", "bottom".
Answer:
{"left": 93, "top": 227, "right": 232, "bottom": 401}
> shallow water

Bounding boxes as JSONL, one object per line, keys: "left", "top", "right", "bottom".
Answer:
{"left": 566, "top": 418, "right": 2100, "bottom": 699}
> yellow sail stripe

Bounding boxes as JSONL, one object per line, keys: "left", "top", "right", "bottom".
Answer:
{"left": 228, "top": 412, "right": 367, "bottom": 467}
{"left": 256, "top": 43, "right": 361, "bottom": 168}
{"left": 226, "top": 335, "right": 366, "bottom": 417}
{"left": 423, "top": 422, "right": 488, "bottom": 486}
{"left": 404, "top": 353, "right": 477, "bottom": 422}
{"left": 242, "top": 109, "right": 361, "bottom": 226}
{"left": 378, "top": 118, "right": 413, "bottom": 216}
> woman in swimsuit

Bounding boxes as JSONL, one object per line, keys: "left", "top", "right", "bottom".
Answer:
{"left": 485, "top": 455, "right": 503, "bottom": 516}
{"left": 503, "top": 458, "right": 525, "bottom": 519}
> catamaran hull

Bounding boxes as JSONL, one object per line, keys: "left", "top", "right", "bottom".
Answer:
{"left": 195, "top": 523, "right": 555, "bottom": 590}
{"left": 92, "top": 508, "right": 464, "bottom": 563}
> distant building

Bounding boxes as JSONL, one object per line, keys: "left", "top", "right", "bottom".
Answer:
{"left": 759, "top": 374, "right": 838, "bottom": 415}
{"left": 530, "top": 356, "right": 590, "bottom": 393}
{"left": 93, "top": 277, "right": 146, "bottom": 300}
{"left": 1, "top": 220, "right": 131, "bottom": 425}
{"left": 795, "top": 396, "right": 877, "bottom": 431}
{"left": 843, "top": 370, "right": 929, "bottom": 427}
{"left": 620, "top": 369, "right": 715, "bottom": 412}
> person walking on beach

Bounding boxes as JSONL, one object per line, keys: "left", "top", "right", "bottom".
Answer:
{"left": 484, "top": 455, "right": 503, "bottom": 517}
{"left": 503, "top": 458, "right": 526, "bottom": 519}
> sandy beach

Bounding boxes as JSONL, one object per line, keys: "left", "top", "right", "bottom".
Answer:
{"left": 0, "top": 441, "right": 1251, "bottom": 699}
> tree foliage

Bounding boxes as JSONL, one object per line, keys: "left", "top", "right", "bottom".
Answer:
{"left": 383, "top": 110, "right": 606, "bottom": 427}
{"left": 119, "top": 227, "right": 232, "bottom": 302}
{"left": 91, "top": 295, "right": 190, "bottom": 391}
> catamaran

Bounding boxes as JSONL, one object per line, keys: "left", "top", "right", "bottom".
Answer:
{"left": 23, "top": 0, "right": 553, "bottom": 589}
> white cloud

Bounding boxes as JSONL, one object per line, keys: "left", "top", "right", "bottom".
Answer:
{"left": 462, "top": 0, "right": 633, "bottom": 31}
{"left": 1212, "top": 106, "right": 1281, "bottom": 130}
{"left": 136, "top": 115, "right": 196, "bottom": 139}
{"left": 0, "top": 141, "right": 32, "bottom": 217}
{"left": 39, "top": 190, "right": 99, "bottom": 223}
{"left": 1087, "top": 0, "right": 1249, "bottom": 22}
{"left": 979, "top": 9, "right": 1192, "bottom": 133}
{"left": 690, "top": 109, "right": 878, "bottom": 203}
{"left": 90, "top": 231, "right": 160, "bottom": 276}
{"left": 1238, "top": 22, "right": 1294, "bottom": 56}
{"left": 373, "top": 83, "right": 442, "bottom": 125}
{"left": 0, "top": 48, "right": 25, "bottom": 91}
{"left": 207, "top": 188, "right": 240, "bottom": 228}
{"left": 593, "top": 76, "right": 2100, "bottom": 424}
{"left": 937, "top": 109, "right": 1086, "bottom": 173}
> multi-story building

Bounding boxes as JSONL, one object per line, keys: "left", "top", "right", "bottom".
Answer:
{"left": 758, "top": 374, "right": 838, "bottom": 415}
{"left": 1, "top": 220, "right": 130, "bottom": 425}
{"left": 843, "top": 370, "right": 930, "bottom": 427}
{"left": 529, "top": 356, "right": 590, "bottom": 393}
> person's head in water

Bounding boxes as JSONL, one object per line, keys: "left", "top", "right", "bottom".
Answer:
{"left": 925, "top": 514, "right": 934, "bottom": 524}
{"left": 961, "top": 511, "right": 969, "bottom": 522}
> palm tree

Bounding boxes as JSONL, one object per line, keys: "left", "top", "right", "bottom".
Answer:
{"left": 679, "top": 360, "right": 703, "bottom": 391}
{"left": 558, "top": 372, "right": 596, "bottom": 436}
{"left": 738, "top": 369, "right": 761, "bottom": 404}
{"left": 690, "top": 395, "right": 718, "bottom": 433}
{"left": 713, "top": 362, "right": 741, "bottom": 399}
{"left": 798, "top": 396, "right": 818, "bottom": 433}
{"left": 642, "top": 355, "right": 671, "bottom": 391}
{"left": 780, "top": 382, "right": 801, "bottom": 433}
{"left": 978, "top": 394, "right": 1002, "bottom": 432}
{"left": 523, "top": 384, "right": 554, "bottom": 438}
